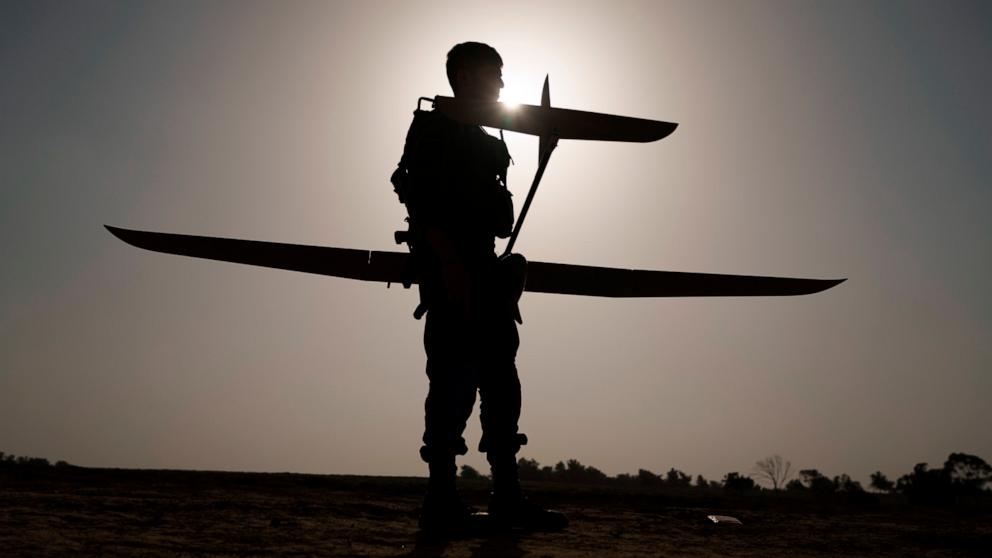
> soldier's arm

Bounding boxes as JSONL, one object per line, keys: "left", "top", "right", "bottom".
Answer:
{"left": 407, "top": 114, "right": 471, "bottom": 262}
{"left": 403, "top": 113, "right": 472, "bottom": 313}
{"left": 423, "top": 224, "right": 471, "bottom": 315}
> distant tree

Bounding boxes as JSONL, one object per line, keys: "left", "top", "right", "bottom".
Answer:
{"left": 943, "top": 453, "right": 991, "bottom": 491}
{"left": 0, "top": 452, "right": 52, "bottom": 471}
{"left": 525, "top": 458, "right": 611, "bottom": 485}
{"left": 754, "top": 455, "right": 792, "bottom": 490}
{"left": 835, "top": 473, "right": 877, "bottom": 506}
{"left": 870, "top": 471, "right": 895, "bottom": 493}
{"left": 665, "top": 468, "right": 692, "bottom": 487}
{"left": 897, "top": 463, "right": 947, "bottom": 505}
{"left": 638, "top": 469, "right": 663, "bottom": 487}
{"left": 616, "top": 473, "right": 634, "bottom": 485}
{"left": 695, "top": 474, "right": 709, "bottom": 488}
{"left": 20, "top": 456, "right": 48, "bottom": 467}
{"left": 897, "top": 454, "right": 992, "bottom": 506}
{"left": 833, "top": 474, "right": 864, "bottom": 493}
{"left": 785, "top": 478, "right": 806, "bottom": 492}
{"left": 556, "top": 459, "right": 608, "bottom": 484}
{"left": 722, "top": 472, "right": 756, "bottom": 491}
{"left": 517, "top": 458, "right": 544, "bottom": 481}
{"left": 799, "top": 469, "right": 836, "bottom": 495}
{"left": 565, "top": 459, "right": 584, "bottom": 476}
{"left": 460, "top": 465, "right": 483, "bottom": 480}
{"left": 584, "top": 464, "right": 608, "bottom": 483}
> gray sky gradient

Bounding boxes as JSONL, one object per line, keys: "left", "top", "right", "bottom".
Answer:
{"left": 2, "top": 0, "right": 990, "bottom": 484}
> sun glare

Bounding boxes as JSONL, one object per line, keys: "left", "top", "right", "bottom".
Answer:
{"left": 499, "top": 74, "right": 534, "bottom": 107}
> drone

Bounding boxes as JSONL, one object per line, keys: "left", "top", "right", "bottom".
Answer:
{"left": 107, "top": 77, "right": 844, "bottom": 305}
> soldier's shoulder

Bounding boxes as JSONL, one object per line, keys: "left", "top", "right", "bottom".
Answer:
{"left": 411, "top": 107, "right": 456, "bottom": 129}
{"left": 407, "top": 108, "right": 460, "bottom": 146}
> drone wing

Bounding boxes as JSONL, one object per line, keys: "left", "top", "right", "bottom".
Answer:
{"left": 525, "top": 261, "right": 844, "bottom": 297}
{"left": 432, "top": 96, "right": 677, "bottom": 143}
{"left": 106, "top": 226, "right": 843, "bottom": 297}
{"left": 106, "top": 226, "right": 409, "bottom": 283}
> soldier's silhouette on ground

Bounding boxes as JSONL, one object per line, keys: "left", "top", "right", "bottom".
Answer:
{"left": 390, "top": 41, "right": 567, "bottom": 535}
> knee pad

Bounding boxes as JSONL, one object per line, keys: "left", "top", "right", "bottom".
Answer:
{"left": 478, "top": 432, "right": 528, "bottom": 454}
{"left": 419, "top": 439, "right": 469, "bottom": 463}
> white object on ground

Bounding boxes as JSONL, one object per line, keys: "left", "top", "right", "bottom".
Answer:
{"left": 707, "top": 515, "right": 743, "bottom": 525}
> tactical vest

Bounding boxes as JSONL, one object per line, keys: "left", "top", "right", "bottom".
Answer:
{"left": 392, "top": 106, "right": 513, "bottom": 242}
{"left": 390, "top": 103, "right": 515, "bottom": 318}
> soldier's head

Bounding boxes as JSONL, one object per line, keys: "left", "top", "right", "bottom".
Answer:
{"left": 446, "top": 42, "right": 503, "bottom": 102}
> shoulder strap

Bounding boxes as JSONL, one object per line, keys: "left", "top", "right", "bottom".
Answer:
{"left": 391, "top": 109, "right": 435, "bottom": 204}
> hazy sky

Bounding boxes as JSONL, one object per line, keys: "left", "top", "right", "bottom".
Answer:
{"left": 2, "top": 0, "right": 990, "bottom": 485}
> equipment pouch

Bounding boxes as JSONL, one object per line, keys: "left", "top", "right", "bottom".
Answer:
{"left": 493, "top": 186, "right": 513, "bottom": 239}
{"left": 487, "top": 135, "right": 514, "bottom": 238}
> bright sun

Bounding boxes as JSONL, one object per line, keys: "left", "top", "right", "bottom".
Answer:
{"left": 499, "top": 74, "right": 534, "bottom": 107}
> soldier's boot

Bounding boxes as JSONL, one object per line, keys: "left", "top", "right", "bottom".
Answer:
{"left": 486, "top": 453, "right": 568, "bottom": 532}
{"left": 418, "top": 455, "right": 476, "bottom": 536}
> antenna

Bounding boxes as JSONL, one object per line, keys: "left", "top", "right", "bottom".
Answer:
{"left": 503, "top": 75, "right": 559, "bottom": 256}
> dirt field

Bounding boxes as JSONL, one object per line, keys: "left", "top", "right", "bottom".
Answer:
{"left": 1, "top": 467, "right": 989, "bottom": 557}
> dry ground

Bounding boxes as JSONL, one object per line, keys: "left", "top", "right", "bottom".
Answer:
{"left": 1, "top": 468, "right": 989, "bottom": 557}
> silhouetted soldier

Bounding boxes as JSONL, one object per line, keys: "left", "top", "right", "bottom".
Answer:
{"left": 391, "top": 42, "right": 567, "bottom": 534}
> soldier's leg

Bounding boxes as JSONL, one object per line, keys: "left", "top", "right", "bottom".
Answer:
{"left": 477, "top": 318, "right": 523, "bottom": 495}
{"left": 421, "top": 306, "right": 478, "bottom": 499}
{"left": 478, "top": 313, "right": 568, "bottom": 531}
{"left": 478, "top": 362, "right": 525, "bottom": 495}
